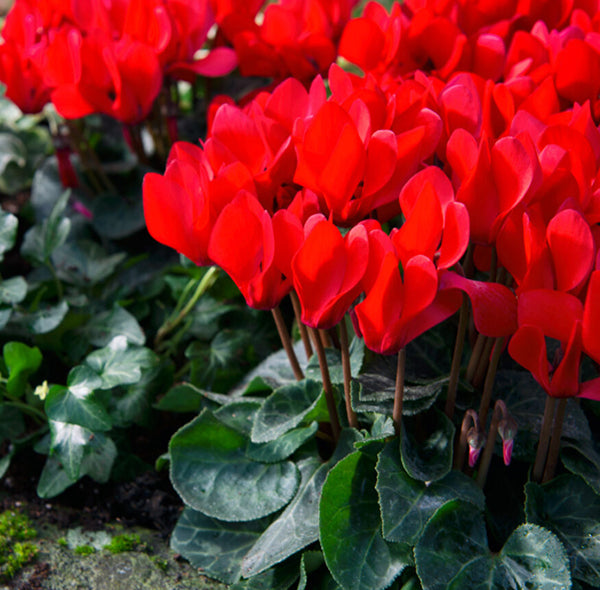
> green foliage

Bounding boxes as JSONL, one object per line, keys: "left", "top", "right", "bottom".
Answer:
{"left": 0, "top": 74, "right": 599, "bottom": 590}
{"left": 0, "top": 510, "right": 38, "bottom": 581}
{"left": 105, "top": 533, "right": 145, "bottom": 554}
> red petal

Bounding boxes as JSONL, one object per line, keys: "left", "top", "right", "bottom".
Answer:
{"left": 440, "top": 272, "right": 517, "bottom": 336}
{"left": 517, "top": 289, "right": 583, "bottom": 343}
{"left": 546, "top": 208, "right": 594, "bottom": 293}
{"left": 583, "top": 270, "right": 600, "bottom": 363}
{"left": 508, "top": 325, "right": 551, "bottom": 393}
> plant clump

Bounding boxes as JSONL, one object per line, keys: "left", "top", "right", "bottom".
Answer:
{"left": 0, "top": 510, "right": 38, "bottom": 581}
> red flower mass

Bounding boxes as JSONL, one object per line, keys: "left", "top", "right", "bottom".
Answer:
{"left": 3, "top": 0, "right": 599, "bottom": 399}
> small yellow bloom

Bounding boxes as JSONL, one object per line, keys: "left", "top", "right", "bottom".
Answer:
{"left": 33, "top": 380, "right": 49, "bottom": 401}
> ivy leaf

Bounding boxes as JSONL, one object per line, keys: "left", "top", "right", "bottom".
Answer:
{"left": 376, "top": 441, "right": 484, "bottom": 545}
{"left": 3, "top": 341, "right": 42, "bottom": 399}
{"left": 84, "top": 336, "right": 156, "bottom": 389}
{"left": 45, "top": 365, "right": 111, "bottom": 432}
{"left": 251, "top": 379, "right": 328, "bottom": 444}
{"left": 23, "top": 300, "right": 69, "bottom": 334}
{"left": 52, "top": 240, "right": 126, "bottom": 286}
{"left": 415, "top": 500, "right": 571, "bottom": 589}
{"left": 37, "top": 432, "right": 116, "bottom": 498}
{"left": 21, "top": 189, "right": 71, "bottom": 264}
{"left": 81, "top": 304, "right": 145, "bottom": 347}
{"left": 47, "top": 420, "right": 116, "bottom": 484}
{"left": 170, "top": 507, "right": 271, "bottom": 584}
{"left": 169, "top": 409, "right": 300, "bottom": 522}
{"left": 320, "top": 450, "right": 411, "bottom": 590}
{"left": 0, "top": 276, "right": 27, "bottom": 305}
{"left": 90, "top": 193, "right": 146, "bottom": 239}
{"left": 0, "top": 208, "right": 18, "bottom": 261}
{"left": 401, "top": 408, "right": 455, "bottom": 482}
{"left": 154, "top": 382, "right": 206, "bottom": 413}
{"left": 0, "top": 403, "right": 25, "bottom": 441}
{"left": 526, "top": 474, "right": 600, "bottom": 587}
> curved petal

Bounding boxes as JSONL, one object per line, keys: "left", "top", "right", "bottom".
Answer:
{"left": 508, "top": 325, "right": 551, "bottom": 393}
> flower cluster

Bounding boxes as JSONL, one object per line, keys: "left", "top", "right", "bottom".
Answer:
{"left": 0, "top": 0, "right": 358, "bottom": 122}
{"left": 144, "top": 0, "right": 600, "bottom": 403}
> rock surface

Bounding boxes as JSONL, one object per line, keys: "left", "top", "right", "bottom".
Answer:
{"left": 5, "top": 516, "right": 227, "bottom": 590}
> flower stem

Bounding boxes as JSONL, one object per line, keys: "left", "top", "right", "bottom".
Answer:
{"left": 154, "top": 267, "right": 219, "bottom": 349}
{"left": 339, "top": 319, "right": 358, "bottom": 429}
{"left": 272, "top": 306, "right": 304, "bottom": 382}
{"left": 309, "top": 326, "right": 341, "bottom": 442}
{"left": 290, "top": 291, "right": 313, "bottom": 360}
{"left": 478, "top": 336, "right": 505, "bottom": 424}
{"left": 393, "top": 349, "right": 406, "bottom": 437}
{"left": 532, "top": 396, "right": 557, "bottom": 482}
{"left": 476, "top": 400, "right": 508, "bottom": 488}
{"left": 473, "top": 336, "right": 496, "bottom": 388}
{"left": 466, "top": 333, "right": 487, "bottom": 384}
{"left": 542, "top": 398, "right": 567, "bottom": 483}
{"left": 445, "top": 295, "right": 469, "bottom": 420}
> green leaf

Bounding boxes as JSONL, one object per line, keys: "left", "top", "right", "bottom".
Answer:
{"left": 0, "top": 403, "right": 25, "bottom": 441}
{"left": 3, "top": 341, "right": 42, "bottom": 398}
{"left": 233, "top": 342, "right": 308, "bottom": 394}
{"left": 53, "top": 240, "right": 126, "bottom": 286}
{"left": 41, "top": 424, "right": 117, "bottom": 496}
{"left": 37, "top": 455, "right": 75, "bottom": 498}
{"left": 240, "top": 430, "right": 360, "bottom": 581}
{"left": 24, "top": 300, "right": 69, "bottom": 334}
{"left": 560, "top": 439, "right": 600, "bottom": 495}
{"left": 90, "top": 194, "right": 146, "bottom": 239}
{"left": 82, "top": 304, "right": 145, "bottom": 347}
{"left": 376, "top": 441, "right": 484, "bottom": 545}
{"left": 305, "top": 337, "right": 364, "bottom": 385}
{"left": 169, "top": 409, "right": 300, "bottom": 521}
{"left": 241, "top": 457, "right": 323, "bottom": 577}
{"left": 499, "top": 370, "right": 591, "bottom": 461}
{"left": 48, "top": 420, "right": 90, "bottom": 480}
{"left": 0, "top": 276, "right": 27, "bottom": 304}
{"left": 352, "top": 373, "right": 446, "bottom": 416}
{"left": 215, "top": 400, "right": 262, "bottom": 437}
{"left": 170, "top": 507, "right": 271, "bottom": 584}
{"left": 401, "top": 408, "right": 454, "bottom": 482}
{"left": 231, "top": 556, "right": 301, "bottom": 590}
{"left": 0, "top": 208, "right": 17, "bottom": 262}
{"left": 85, "top": 336, "right": 156, "bottom": 389}
{"left": 45, "top": 366, "right": 111, "bottom": 432}
{"left": 415, "top": 500, "right": 571, "bottom": 590}
{"left": 320, "top": 450, "right": 411, "bottom": 590}
{"left": 247, "top": 423, "right": 319, "bottom": 463}
{"left": 0, "top": 133, "right": 28, "bottom": 193}
{"left": 21, "top": 189, "right": 71, "bottom": 264}
{"left": 251, "top": 379, "right": 328, "bottom": 444}
{"left": 154, "top": 383, "right": 205, "bottom": 413}
{"left": 526, "top": 474, "right": 600, "bottom": 587}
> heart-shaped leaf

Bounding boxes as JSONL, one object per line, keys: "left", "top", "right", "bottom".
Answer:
{"left": 320, "top": 450, "right": 411, "bottom": 590}
{"left": 415, "top": 500, "right": 571, "bottom": 589}
{"left": 169, "top": 409, "right": 300, "bottom": 521}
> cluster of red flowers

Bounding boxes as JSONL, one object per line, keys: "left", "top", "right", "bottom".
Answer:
{"left": 0, "top": 0, "right": 355, "bottom": 122}
{"left": 144, "top": 0, "right": 600, "bottom": 401}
